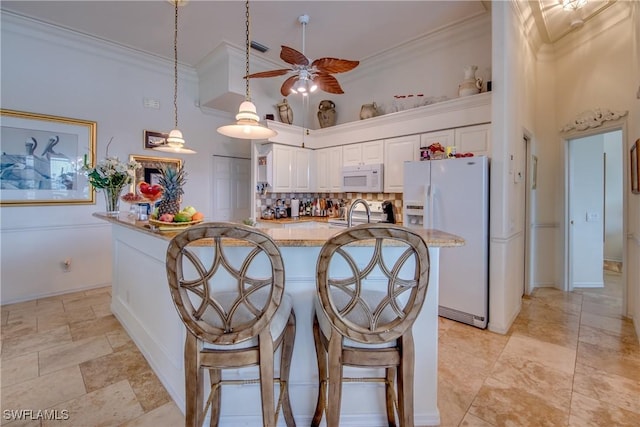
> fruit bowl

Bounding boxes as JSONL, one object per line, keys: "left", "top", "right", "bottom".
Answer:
{"left": 148, "top": 218, "right": 204, "bottom": 231}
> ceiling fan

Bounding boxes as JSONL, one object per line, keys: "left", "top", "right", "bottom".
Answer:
{"left": 246, "top": 14, "right": 359, "bottom": 97}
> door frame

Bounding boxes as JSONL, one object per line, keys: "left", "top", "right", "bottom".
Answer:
{"left": 561, "top": 119, "right": 628, "bottom": 311}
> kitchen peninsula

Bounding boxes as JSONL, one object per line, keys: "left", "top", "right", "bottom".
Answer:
{"left": 96, "top": 213, "right": 464, "bottom": 426}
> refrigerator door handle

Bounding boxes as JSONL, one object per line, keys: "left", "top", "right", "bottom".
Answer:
{"left": 425, "top": 185, "right": 433, "bottom": 229}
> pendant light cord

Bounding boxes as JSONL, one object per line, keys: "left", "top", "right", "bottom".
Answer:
{"left": 173, "top": 0, "right": 179, "bottom": 129}
{"left": 245, "top": 0, "right": 251, "bottom": 102}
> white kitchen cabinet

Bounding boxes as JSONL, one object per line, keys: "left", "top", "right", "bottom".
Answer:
{"left": 269, "top": 144, "right": 312, "bottom": 192}
{"left": 342, "top": 140, "right": 383, "bottom": 166}
{"left": 293, "top": 147, "right": 311, "bottom": 191}
{"left": 420, "top": 129, "right": 455, "bottom": 151}
{"left": 454, "top": 124, "right": 491, "bottom": 156}
{"left": 420, "top": 124, "right": 490, "bottom": 156}
{"left": 316, "top": 146, "right": 343, "bottom": 192}
{"left": 383, "top": 135, "right": 420, "bottom": 193}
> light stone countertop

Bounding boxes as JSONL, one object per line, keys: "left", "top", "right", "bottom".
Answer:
{"left": 94, "top": 213, "right": 464, "bottom": 248}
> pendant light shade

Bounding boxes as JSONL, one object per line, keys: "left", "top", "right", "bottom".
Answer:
{"left": 154, "top": 0, "right": 196, "bottom": 154}
{"left": 217, "top": 0, "right": 277, "bottom": 140}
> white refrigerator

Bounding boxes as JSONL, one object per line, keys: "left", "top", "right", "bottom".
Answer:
{"left": 403, "top": 156, "right": 489, "bottom": 328}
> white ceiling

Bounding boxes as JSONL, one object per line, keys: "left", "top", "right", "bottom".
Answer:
{"left": 0, "top": 1, "right": 616, "bottom": 68}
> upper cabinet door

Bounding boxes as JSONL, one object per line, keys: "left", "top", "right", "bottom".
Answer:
{"left": 327, "top": 146, "right": 343, "bottom": 192}
{"left": 361, "top": 140, "right": 384, "bottom": 164}
{"left": 383, "top": 135, "right": 420, "bottom": 193}
{"left": 343, "top": 144, "right": 363, "bottom": 166}
{"left": 455, "top": 124, "right": 491, "bottom": 156}
{"left": 272, "top": 144, "right": 293, "bottom": 192}
{"left": 294, "top": 147, "right": 311, "bottom": 191}
{"left": 420, "top": 129, "right": 455, "bottom": 150}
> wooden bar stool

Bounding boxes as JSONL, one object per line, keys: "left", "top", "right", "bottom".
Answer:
{"left": 311, "top": 223, "right": 430, "bottom": 427}
{"left": 166, "top": 223, "right": 296, "bottom": 427}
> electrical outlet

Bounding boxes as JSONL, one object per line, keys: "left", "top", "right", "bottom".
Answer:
{"left": 62, "top": 258, "right": 72, "bottom": 272}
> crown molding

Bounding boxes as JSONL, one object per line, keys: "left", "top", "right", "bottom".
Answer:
{"left": 560, "top": 108, "right": 628, "bottom": 132}
{"left": 1, "top": 11, "right": 198, "bottom": 83}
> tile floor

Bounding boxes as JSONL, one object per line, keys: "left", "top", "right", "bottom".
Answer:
{"left": 1, "top": 272, "right": 638, "bottom": 426}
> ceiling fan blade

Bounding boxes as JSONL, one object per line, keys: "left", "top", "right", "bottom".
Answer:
{"left": 281, "top": 75, "right": 299, "bottom": 97}
{"left": 280, "top": 45, "right": 309, "bottom": 66}
{"left": 312, "top": 58, "right": 360, "bottom": 74}
{"left": 314, "top": 73, "right": 344, "bottom": 94}
{"left": 245, "top": 69, "right": 291, "bottom": 79}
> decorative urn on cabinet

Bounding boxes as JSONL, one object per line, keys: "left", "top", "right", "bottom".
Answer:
{"left": 458, "top": 65, "right": 483, "bottom": 97}
{"left": 317, "top": 100, "right": 336, "bottom": 128}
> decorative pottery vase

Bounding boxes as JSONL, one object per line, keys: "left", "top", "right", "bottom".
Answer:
{"left": 317, "top": 100, "right": 336, "bottom": 128}
{"left": 277, "top": 99, "right": 293, "bottom": 124}
{"left": 103, "top": 185, "right": 125, "bottom": 216}
{"left": 360, "top": 102, "right": 378, "bottom": 120}
{"left": 458, "top": 65, "right": 483, "bottom": 97}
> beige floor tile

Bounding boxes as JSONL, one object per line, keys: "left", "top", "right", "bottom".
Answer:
{"left": 438, "top": 322, "right": 509, "bottom": 366}
{"left": 119, "top": 401, "right": 184, "bottom": 427}
{"left": 489, "top": 352, "right": 574, "bottom": 410}
{"left": 79, "top": 343, "right": 150, "bottom": 393}
{"left": 105, "top": 328, "right": 133, "bottom": 350}
{"left": 469, "top": 377, "right": 569, "bottom": 426}
{"left": 0, "top": 366, "right": 85, "bottom": 421}
{"left": 576, "top": 340, "right": 640, "bottom": 382}
{"left": 572, "top": 363, "right": 640, "bottom": 415}
{"left": 1, "top": 326, "right": 71, "bottom": 361}
{"left": 2, "top": 417, "right": 41, "bottom": 427}
{"left": 578, "top": 324, "right": 640, "bottom": 353}
{"left": 580, "top": 311, "right": 637, "bottom": 337}
{"left": 500, "top": 333, "right": 577, "bottom": 375}
{"left": 509, "top": 316, "right": 579, "bottom": 349}
{"left": 7, "top": 301, "right": 65, "bottom": 322}
{"left": 1, "top": 309, "right": 8, "bottom": 326}
{"left": 569, "top": 391, "right": 640, "bottom": 427}
{"left": 67, "top": 315, "right": 122, "bottom": 341}
{"left": 91, "top": 303, "right": 112, "bottom": 318}
{"left": 83, "top": 287, "right": 111, "bottom": 297}
{"left": 1, "top": 300, "right": 37, "bottom": 312}
{"left": 36, "top": 307, "right": 95, "bottom": 333}
{"left": 1, "top": 317, "right": 38, "bottom": 340}
{"left": 459, "top": 412, "right": 495, "bottom": 426}
{"left": 529, "top": 290, "right": 583, "bottom": 315}
{"left": 128, "top": 369, "right": 172, "bottom": 412}
{"left": 1, "top": 352, "right": 39, "bottom": 388}
{"left": 41, "top": 380, "right": 144, "bottom": 427}
{"left": 62, "top": 294, "right": 112, "bottom": 313}
{"left": 38, "top": 336, "right": 113, "bottom": 376}
{"left": 581, "top": 298, "right": 623, "bottom": 319}
{"left": 517, "top": 303, "right": 580, "bottom": 328}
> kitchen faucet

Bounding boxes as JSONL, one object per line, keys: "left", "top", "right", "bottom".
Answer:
{"left": 347, "top": 198, "right": 371, "bottom": 227}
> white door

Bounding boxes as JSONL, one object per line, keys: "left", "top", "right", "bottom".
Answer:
{"left": 212, "top": 156, "right": 250, "bottom": 222}
{"left": 568, "top": 136, "right": 605, "bottom": 289}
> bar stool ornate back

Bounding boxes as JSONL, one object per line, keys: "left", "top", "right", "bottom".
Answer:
{"left": 312, "top": 223, "right": 430, "bottom": 427}
{"left": 166, "top": 223, "right": 296, "bottom": 427}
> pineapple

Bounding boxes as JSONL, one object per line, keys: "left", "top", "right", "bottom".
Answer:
{"left": 156, "top": 163, "right": 187, "bottom": 217}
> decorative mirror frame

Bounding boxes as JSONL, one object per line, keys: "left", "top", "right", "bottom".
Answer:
{"left": 631, "top": 139, "right": 639, "bottom": 194}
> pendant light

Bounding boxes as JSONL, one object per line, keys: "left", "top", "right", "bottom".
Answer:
{"left": 154, "top": 0, "right": 196, "bottom": 154}
{"left": 217, "top": 0, "right": 277, "bottom": 139}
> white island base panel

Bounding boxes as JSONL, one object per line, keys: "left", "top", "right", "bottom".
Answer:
{"left": 109, "top": 224, "right": 441, "bottom": 426}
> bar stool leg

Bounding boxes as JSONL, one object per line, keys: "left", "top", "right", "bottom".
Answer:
{"left": 184, "top": 333, "right": 204, "bottom": 427}
{"left": 326, "top": 331, "right": 343, "bottom": 427}
{"left": 398, "top": 333, "right": 415, "bottom": 427}
{"left": 280, "top": 313, "right": 297, "bottom": 427}
{"left": 385, "top": 368, "right": 396, "bottom": 426}
{"left": 311, "top": 316, "right": 327, "bottom": 427}
{"left": 208, "top": 368, "right": 222, "bottom": 427}
{"left": 258, "top": 329, "right": 276, "bottom": 427}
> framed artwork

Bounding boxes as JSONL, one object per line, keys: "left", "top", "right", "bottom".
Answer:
{"left": 631, "top": 139, "right": 639, "bottom": 194}
{"left": 129, "top": 154, "right": 181, "bottom": 192}
{"left": 144, "top": 130, "right": 169, "bottom": 150}
{"left": 0, "top": 109, "right": 97, "bottom": 206}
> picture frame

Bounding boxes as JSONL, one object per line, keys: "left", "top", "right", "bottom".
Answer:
{"left": 144, "top": 130, "right": 169, "bottom": 150}
{"left": 631, "top": 139, "right": 639, "bottom": 194}
{"left": 0, "top": 109, "right": 97, "bottom": 206}
{"left": 129, "top": 154, "right": 181, "bottom": 193}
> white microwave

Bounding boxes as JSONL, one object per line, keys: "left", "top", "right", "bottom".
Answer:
{"left": 341, "top": 163, "right": 384, "bottom": 192}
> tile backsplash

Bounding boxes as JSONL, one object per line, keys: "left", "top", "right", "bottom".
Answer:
{"left": 255, "top": 192, "right": 403, "bottom": 220}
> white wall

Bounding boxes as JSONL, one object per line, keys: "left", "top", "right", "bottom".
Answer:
{"left": 0, "top": 13, "right": 241, "bottom": 303}
{"left": 604, "top": 130, "right": 623, "bottom": 262}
